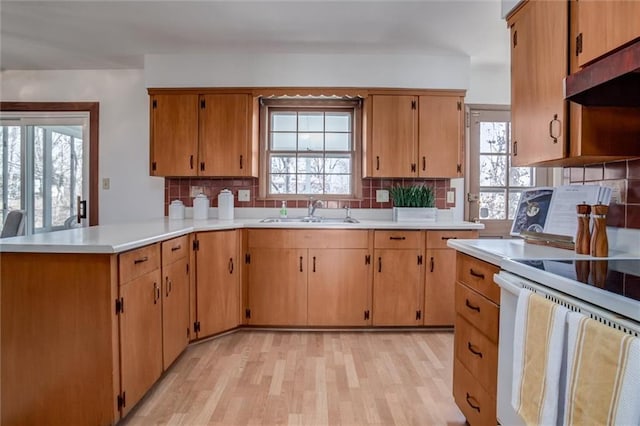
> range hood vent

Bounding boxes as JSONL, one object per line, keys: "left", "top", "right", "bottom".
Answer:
{"left": 565, "top": 40, "right": 640, "bottom": 107}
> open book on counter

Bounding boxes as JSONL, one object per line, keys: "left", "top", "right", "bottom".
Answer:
{"left": 510, "top": 185, "right": 612, "bottom": 240}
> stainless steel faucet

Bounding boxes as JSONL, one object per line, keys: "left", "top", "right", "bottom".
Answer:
{"left": 307, "top": 198, "right": 323, "bottom": 218}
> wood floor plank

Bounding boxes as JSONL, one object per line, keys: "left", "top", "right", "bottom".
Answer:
{"left": 122, "top": 331, "right": 466, "bottom": 426}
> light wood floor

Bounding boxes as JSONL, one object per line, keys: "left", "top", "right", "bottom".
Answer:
{"left": 122, "top": 330, "right": 466, "bottom": 426}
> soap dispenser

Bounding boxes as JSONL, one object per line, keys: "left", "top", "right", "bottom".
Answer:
{"left": 279, "top": 201, "right": 288, "bottom": 218}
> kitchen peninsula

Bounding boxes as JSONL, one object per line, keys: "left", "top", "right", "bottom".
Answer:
{"left": 0, "top": 215, "right": 481, "bottom": 425}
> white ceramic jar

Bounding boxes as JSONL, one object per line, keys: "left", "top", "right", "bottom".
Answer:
{"left": 218, "top": 189, "right": 234, "bottom": 220}
{"left": 192, "top": 193, "right": 209, "bottom": 220}
{"left": 168, "top": 200, "right": 185, "bottom": 220}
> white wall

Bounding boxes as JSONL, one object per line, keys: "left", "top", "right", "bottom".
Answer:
{"left": 0, "top": 58, "right": 510, "bottom": 224}
{"left": 144, "top": 53, "right": 471, "bottom": 89}
{"left": 0, "top": 69, "right": 165, "bottom": 224}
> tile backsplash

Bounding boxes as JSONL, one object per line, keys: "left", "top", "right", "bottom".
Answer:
{"left": 165, "top": 177, "right": 455, "bottom": 214}
{"left": 564, "top": 158, "right": 640, "bottom": 229}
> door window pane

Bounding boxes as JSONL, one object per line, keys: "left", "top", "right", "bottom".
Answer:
{"left": 0, "top": 126, "right": 22, "bottom": 229}
{"left": 479, "top": 155, "right": 507, "bottom": 186}
{"left": 480, "top": 190, "right": 506, "bottom": 220}
{"left": 480, "top": 122, "right": 508, "bottom": 153}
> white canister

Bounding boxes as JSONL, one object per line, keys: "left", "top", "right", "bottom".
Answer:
{"left": 217, "top": 189, "right": 234, "bottom": 220}
{"left": 168, "top": 200, "right": 185, "bottom": 220}
{"left": 192, "top": 193, "right": 210, "bottom": 220}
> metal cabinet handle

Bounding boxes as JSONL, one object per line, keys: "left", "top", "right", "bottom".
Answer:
{"left": 376, "top": 156, "right": 380, "bottom": 170}
{"left": 171, "top": 245, "right": 181, "bottom": 252}
{"left": 299, "top": 256, "right": 303, "bottom": 272}
{"left": 134, "top": 256, "right": 149, "bottom": 265}
{"left": 466, "top": 393, "right": 481, "bottom": 412}
{"left": 469, "top": 269, "right": 485, "bottom": 279}
{"left": 465, "top": 299, "right": 481, "bottom": 312}
{"left": 513, "top": 140, "right": 518, "bottom": 156}
{"left": 430, "top": 257, "right": 434, "bottom": 273}
{"left": 441, "top": 236, "right": 457, "bottom": 240}
{"left": 165, "top": 277, "right": 170, "bottom": 297}
{"left": 389, "top": 236, "right": 406, "bottom": 241}
{"left": 312, "top": 256, "right": 316, "bottom": 272}
{"left": 422, "top": 156, "right": 426, "bottom": 171}
{"left": 153, "top": 282, "right": 158, "bottom": 304}
{"left": 378, "top": 257, "right": 382, "bottom": 273}
{"left": 239, "top": 155, "right": 243, "bottom": 169}
{"left": 467, "top": 342, "right": 483, "bottom": 358}
{"left": 189, "top": 155, "right": 194, "bottom": 169}
{"left": 200, "top": 162, "right": 205, "bottom": 171}
{"left": 549, "top": 114, "right": 561, "bottom": 144}
{"left": 228, "top": 258, "right": 234, "bottom": 274}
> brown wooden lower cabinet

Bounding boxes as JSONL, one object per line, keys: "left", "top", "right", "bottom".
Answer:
{"left": 195, "top": 230, "right": 240, "bottom": 337}
{"left": 424, "top": 248, "right": 457, "bottom": 325}
{"left": 453, "top": 252, "right": 500, "bottom": 425}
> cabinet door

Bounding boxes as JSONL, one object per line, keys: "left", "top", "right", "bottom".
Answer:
{"left": 370, "top": 95, "right": 417, "bottom": 177}
{"left": 247, "top": 248, "right": 307, "bottom": 325}
{"left": 308, "top": 249, "right": 371, "bottom": 326}
{"left": 418, "top": 95, "right": 463, "bottom": 178}
{"left": 119, "top": 269, "right": 163, "bottom": 416}
{"left": 509, "top": 1, "right": 567, "bottom": 166}
{"left": 199, "top": 94, "right": 251, "bottom": 176}
{"left": 577, "top": 0, "right": 640, "bottom": 66}
{"left": 424, "top": 249, "right": 457, "bottom": 326}
{"left": 372, "top": 249, "right": 424, "bottom": 326}
{"left": 162, "top": 257, "right": 189, "bottom": 369}
{"left": 150, "top": 94, "right": 198, "bottom": 176}
{"left": 195, "top": 230, "right": 239, "bottom": 337}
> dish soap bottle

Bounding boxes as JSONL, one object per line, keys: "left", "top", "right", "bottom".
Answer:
{"left": 279, "top": 200, "right": 288, "bottom": 218}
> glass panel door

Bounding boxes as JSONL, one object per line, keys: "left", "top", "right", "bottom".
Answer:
{"left": 0, "top": 113, "right": 89, "bottom": 235}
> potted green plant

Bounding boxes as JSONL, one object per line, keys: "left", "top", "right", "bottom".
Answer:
{"left": 389, "top": 184, "right": 436, "bottom": 222}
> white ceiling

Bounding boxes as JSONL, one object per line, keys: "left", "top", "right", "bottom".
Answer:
{"left": 0, "top": 0, "right": 510, "bottom": 71}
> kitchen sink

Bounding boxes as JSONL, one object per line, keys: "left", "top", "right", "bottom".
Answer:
{"left": 259, "top": 216, "right": 359, "bottom": 224}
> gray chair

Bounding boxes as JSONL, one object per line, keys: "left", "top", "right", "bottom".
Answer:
{"left": 1, "top": 210, "right": 26, "bottom": 238}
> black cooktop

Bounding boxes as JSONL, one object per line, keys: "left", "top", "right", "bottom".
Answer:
{"left": 514, "top": 259, "right": 640, "bottom": 301}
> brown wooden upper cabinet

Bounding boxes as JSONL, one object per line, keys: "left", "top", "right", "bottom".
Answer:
{"left": 508, "top": 0, "right": 568, "bottom": 166}
{"left": 365, "top": 92, "right": 464, "bottom": 178}
{"left": 576, "top": 0, "right": 640, "bottom": 67}
{"left": 149, "top": 91, "right": 258, "bottom": 177}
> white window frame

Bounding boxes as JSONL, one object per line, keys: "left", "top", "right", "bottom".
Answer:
{"left": 259, "top": 98, "right": 362, "bottom": 200}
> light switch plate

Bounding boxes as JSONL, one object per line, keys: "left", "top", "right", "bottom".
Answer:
{"left": 446, "top": 190, "right": 455, "bottom": 204}
{"left": 102, "top": 178, "right": 110, "bottom": 190}
{"left": 190, "top": 186, "right": 203, "bottom": 197}
{"left": 238, "top": 189, "right": 251, "bottom": 202}
{"left": 376, "top": 189, "right": 389, "bottom": 203}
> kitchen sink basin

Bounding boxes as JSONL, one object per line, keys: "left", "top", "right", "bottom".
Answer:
{"left": 259, "top": 216, "right": 359, "bottom": 224}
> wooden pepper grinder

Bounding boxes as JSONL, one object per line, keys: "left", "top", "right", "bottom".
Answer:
{"left": 575, "top": 204, "right": 591, "bottom": 254}
{"left": 590, "top": 204, "right": 609, "bottom": 257}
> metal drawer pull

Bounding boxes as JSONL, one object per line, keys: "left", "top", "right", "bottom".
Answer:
{"left": 465, "top": 299, "right": 481, "bottom": 312}
{"left": 171, "top": 245, "right": 181, "bottom": 252}
{"left": 165, "top": 277, "right": 170, "bottom": 297}
{"left": 313, "top": 256, "right": 316, "bottom": 272}
{"left": 378, "top": 257, "right": 382, "bottom": 273}
{"left": 549, "top": 114, "right": 561, "bottom": 143}
{"left": 228, "top": 258, "right": 234, "bottom": 274}
{"left": 389, "top": 236, "right": 406, "bottom": 241}
{"left": 466, "top": 393, "right": 481, "bottom": 412}
{"left": 469, "top": 268, "right": 485, "bottom": 279}
{"left": 441, "top": 236, "right": 457, "bottom": 240}
{"left": 422, "top": 156, "right": 426, "bottom": 171}
{"left": 467, "top": 342, "right": 483, "bottom": 358}
{"left": 299, "top": 256, "right": 303, "bottom": 272}
{"left": 134, "top": 256, "right": 149, "bottom": 265}
{"left": 376, "top": 156, "right": 380, "bottom": 170}
{"left": 430, "top": 257, "right": 434, "bottom": 273}
{"left": 153, "top": 282, "right": 158, "bottom": 304}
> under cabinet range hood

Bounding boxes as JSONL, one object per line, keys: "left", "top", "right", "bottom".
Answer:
{"left": 565, "top": 39, "right": 640, "bottom": 106}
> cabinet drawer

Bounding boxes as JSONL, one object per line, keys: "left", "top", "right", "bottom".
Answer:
{"left": 426, "top": 230, "right": 478, "bottom": 249}
{"left": 455, "top": 315, "right": 498, "bottom": 396}
{"left": 374, "top": 230, "right": 424, "bottom": 249}
{"left": 455, "top": 282, "right": 499, "bottom": 343}
{"left": 119, "top": 243, "right": 161, "bottom": 284}
{"left": 453, "top": 358, "right": 496, "bottom": 426}
{"left": 456, "top": 253, "right": 500, "bottom": 304}
{"left": 161, "top": 235, "right": 189, "bottom": 266}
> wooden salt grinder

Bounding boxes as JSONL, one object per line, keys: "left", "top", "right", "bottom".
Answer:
{"left": 575, "top": 204, "right": 591, "bottom": 255}
{"left": 590, "top": 204, "right": 609, "bottom": 257}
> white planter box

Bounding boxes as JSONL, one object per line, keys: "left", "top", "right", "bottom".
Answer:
{"left": 392, "top": 207, "right": 437, "bottom": 222}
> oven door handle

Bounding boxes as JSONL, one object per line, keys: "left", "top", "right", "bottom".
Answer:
{"left": 493, "top": 272, "right": 523, "bottom": 296}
